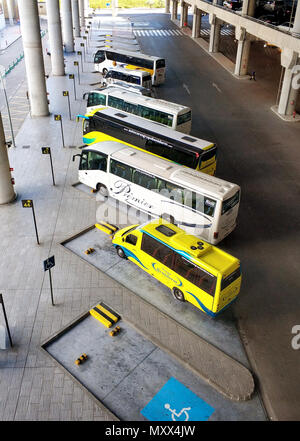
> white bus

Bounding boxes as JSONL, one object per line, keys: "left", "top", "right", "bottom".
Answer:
{"left": 83, "top": 88, "right": 192, "bottom": 133}
{"left": 104, "top": 66, "right": 152, "bottom": 90}
{"left": 73, "top": 141, "right": 240, "bottom": 244}
{"left": 93, "top": 48, "right": 166, "bottom": 85}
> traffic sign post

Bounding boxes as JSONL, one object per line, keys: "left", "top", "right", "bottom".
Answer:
{"left": 43, "top": 256, "right": 55, "bottom": 306}
{"left": 41, "top": 147, "right": 55, "bottom": 186}
{"left": 74, "top": 60, "right": 80, "bottom": 84}
{"left": 63, "top": 91, "right": 72, "bottom": 120}
{"left": 54, "top": 114, "right": 65, "bottom": 148}
{"left": 77, "top": 51, "right": 83, "bottom": 72}
{"left": 80, "top": 42, "right": 85, "bottom": 62}
{"left": 69, "top": 74, "right": 77, "bottom": 100}
{"left": 22, "top": 199, "right": 39, "bottom": 245}
{"left": 0, "top": 294, "right": 13, "bottom": 347}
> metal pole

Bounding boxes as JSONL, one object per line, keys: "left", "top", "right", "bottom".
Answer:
{"left": 60, "top": 118, "right": 65, "bottom": 148}
{"left": 49, "top": 269, "right": 55, "bottom": 306}
{"left": 31, "top": 202, "right": 40, "bottom": 245}
{"left": 49, "top": 149, "right": 55, "bottom": 185}
{"left": 0, "top": 75, "right": 16, "bottom": 148}
{"left": 67, "top": 94, "right": 72, "bottom": 120}
{"left": 0, "top": 294, "right": 13, "bottom": 347}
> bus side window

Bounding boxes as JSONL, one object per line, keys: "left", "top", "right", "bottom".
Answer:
{"left": 88, "top": 92, "right": 106, "bottom": 107}
{"left": 125, "top": 234, "right": 137, "bottom": 246}
{"left": 132, "top": 170, "right": 156, "bottom": 190}
{"left": 79, "top": 152, "right": 88, "bottom": 170}
{"left": 87, "top": 151, "right": 107, "bottom": 171}
{"left": 108, "top": 96, "right": 124, "bottom": 110}
{"left": 110, "top": 159, "right": 133, "bottom": 181}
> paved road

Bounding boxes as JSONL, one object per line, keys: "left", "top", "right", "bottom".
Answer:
{"left": 125, "top": 11, "right": 300, "bottom": 420}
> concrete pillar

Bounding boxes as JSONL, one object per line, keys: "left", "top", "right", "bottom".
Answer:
{"left": 71, "top": 0, "right": 80, "bottom": 38}
{"left": 209, "top": 15, "right": 221, "bottom": 53}
{"left": 46, "top": 0, "right": 65, "bottom": 76}
{"left": 278, "top": 50, "right": 300, "bottom": 116}
{"left": 234, "top": 27, "right": 251, "bottom": 76}
{"left": 79, "top": 0, "right": 85, "bottom": 29}
{"left": 292, "top": 0, "right": 300, "bottom": 37}
{"left": 7, "top": 0, "right": 14, "bottom": 25}
{"left": 61, "top": 0, "right": 74, "bottom": 52}
{"left": 0, "top": 113, "right": 16, "bottom": 204}
{"left": 171, "top": 0, "right": 178, "bottom": 20}
{"left": 192, "top": 6, "right": 201, "bottom": 38}
{"left": 180, "top": 2, "right": 188, "bottom": 27}
{"left": 242, "top": 0, "right": 256, "bottom": 16}
{"left": 165, "top": 0, "right": 171, "bottom": 14}
{"left": 18, "top": 0, "right": 49, "bottom": 117}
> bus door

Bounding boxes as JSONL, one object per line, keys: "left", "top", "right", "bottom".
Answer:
{"left": 79, "top": 150, "right": 108, "bottom": 189}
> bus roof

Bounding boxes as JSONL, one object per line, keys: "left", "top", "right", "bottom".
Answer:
{"left": 95, "top": 48, "right": 164, "bottom": 61}
{"left": 86, "top": 141, "right": 239, "bottom": 200}
{"left": 91, "top": 83, "right": 151, "bottom": 95}
{"left": 138, "top": 219, "right": 239, "bottom": 276}
{"left": 90, "top": 88, "right": 190, "bottom": 114}
{"left": 93, "top": 108, "right": 214, "bottom": 151}
{"left": 107, "top": 66, "right": 151, "bottom": 76}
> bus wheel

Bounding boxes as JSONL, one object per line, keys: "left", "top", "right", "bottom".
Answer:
{"left": 116, "top": 246, "right": 126, "bottom": 259}
{"left": 161, "top": 213, "right": 175, "bottom": 224}
{"left": 172, "top": 288, "right": 185, "bottom": 302}
{"left": 96, "top": 184, "right": 108, "bottom": 198}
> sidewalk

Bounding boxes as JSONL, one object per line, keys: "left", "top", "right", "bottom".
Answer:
{"left": 0, "top": 23, "right": 22, "bottom": 51}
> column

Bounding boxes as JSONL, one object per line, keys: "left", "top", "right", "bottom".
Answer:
{"left": 171, "top": 0, "right": 178, "bottom": 20}
{"left": 278, "top": 49, "right": 300, "bottom": 116}
{"left": 79, "top": 0, "right": 85, "bottom": 29}
{"left": 242, "top": 0, "right": 256, "bottom": 16}
{"left": 18, "top": 0, "right": 49, "bottom": 117}
{"left": 7, "top": 0, "right": 14, "bottom": 25}
{"left": 165, "top": 0, "right": 171, "bottom": 14}
{"left": 292, "top": 0, "right": 300, "bottom": 37}
{"left": 180, "top": 2, "right": 188, "bottom": 27}
{"left": 72, "top": 0, "right": 80, "bottom": 38}
{"left": 209, "top": 15, "right": 221, "bottom": 53}
{"left": 61, "top": 0, "right": 74, "bottom": 52}
{"left": 0, "top": 113, "right": 16, "bottom": 204}
{"left": 192, "top": 6, "right": 201, "bottom": 39}
{"left": 234, "top": 27, "right": 251, "bottom": 76}
{"left": 46, "top": 0, "right": 65, "bottom": 76}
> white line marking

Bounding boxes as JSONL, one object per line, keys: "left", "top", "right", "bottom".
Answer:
{"left": 212, "top": 83, "right": 222, "bottom": 93}
{"left": 183, "top": 83, "right": 190, "bottom": 95}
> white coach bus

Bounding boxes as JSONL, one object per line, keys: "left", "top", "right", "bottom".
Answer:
{"left": 73, "top": 141, "right": 240, "bottom": 244}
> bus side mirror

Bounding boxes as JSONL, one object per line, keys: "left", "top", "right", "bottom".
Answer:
{"left": 72, "top": 154, "right": 81, "bottom": 162}
{"left": 83, "top": 92, "right": 88, "bottom": 100}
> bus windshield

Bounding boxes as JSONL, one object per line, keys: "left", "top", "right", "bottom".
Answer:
{"left": 222, "top": 191, "right": 240, "bottom": 215}
{"left": 221, "top": 267, "right": 241, "bottom": 291}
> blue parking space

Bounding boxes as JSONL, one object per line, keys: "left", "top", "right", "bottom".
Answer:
{"left": 141, "top": 377, "right": 215, "bottom": 422}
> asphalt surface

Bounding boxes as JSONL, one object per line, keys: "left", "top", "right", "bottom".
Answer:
{"left": 122, "top": 11, "right": 300, "bottom": 420}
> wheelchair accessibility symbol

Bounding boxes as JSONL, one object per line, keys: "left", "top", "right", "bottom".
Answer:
{"left": 164, "top": 403, "right": 191, "bottom": 421}
{"left": 141, "top": 377, "right": 215, "bottom": 422}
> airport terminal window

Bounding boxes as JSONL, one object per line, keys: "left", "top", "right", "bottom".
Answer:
{"left": 132, "top": 170, "right": 156, "bottom": 190}
{"left": 88, "top": 92, "right": 106, "bottom": 107}
{"left": 110, "top": 159, "right": 133, "bottom": 181}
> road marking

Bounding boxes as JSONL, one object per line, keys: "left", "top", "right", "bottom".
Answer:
{"left": 183, "top": 83, "right": 190, "bottom": 95}
{"left": 212, "top": 83, "right": 222, "bottom": 93}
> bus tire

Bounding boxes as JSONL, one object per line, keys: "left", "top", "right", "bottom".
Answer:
{"left": 172, "top": 288, "right": 185, "bottom": 302}
{"left": 161, "top": 213, "right": 175, "bottom": 224}
{"left": 116, "top": 246, "right": 126, "bottom": 259}
{"left": 96, "top": 183, "right": 108, "bottom": 198}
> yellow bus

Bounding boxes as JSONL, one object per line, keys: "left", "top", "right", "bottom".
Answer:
{"left": 111, "top": 218, "right": 241, "bottom": 317}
